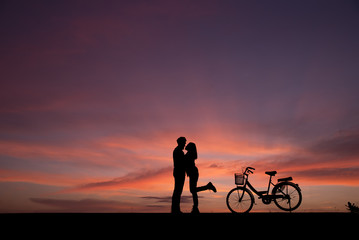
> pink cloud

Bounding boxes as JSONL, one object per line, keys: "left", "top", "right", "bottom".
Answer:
{"left": 66, "top": 166, "right": 172, "bottom": 193}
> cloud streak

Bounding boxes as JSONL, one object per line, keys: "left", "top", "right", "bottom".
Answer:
{"left": 222, "top": 129, "right": 359, "bottom": 185}
{"left": 141, "top": 195, "right": 202, "bottom": 204}
{"left": 68, "top": 166, "right": 172, "bottom": 192}
{"left": 29, "top": 198, "right": 138, "bottom": 212}
{"left": 309, "top": 130, "right": 359, "bottom": 158}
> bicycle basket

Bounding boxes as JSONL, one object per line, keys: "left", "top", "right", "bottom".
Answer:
{"left": 234, "top": 173, "right": 244, "bottom": 185}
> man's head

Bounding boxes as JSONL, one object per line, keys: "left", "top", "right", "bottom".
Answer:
{"left": 176, "top": 136, "right": 187, "bottom": 149}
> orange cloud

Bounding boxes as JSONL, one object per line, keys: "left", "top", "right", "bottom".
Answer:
{"left": 0, "top": 168, "right": 89, "bottom": 187}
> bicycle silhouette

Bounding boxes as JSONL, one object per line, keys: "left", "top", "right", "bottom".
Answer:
{"left": 226, "top": 167, "right": 302, "bottom": 213}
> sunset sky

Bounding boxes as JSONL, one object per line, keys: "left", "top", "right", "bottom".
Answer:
{"left": 1, "top": 0, "right": 359, "bottom": 213}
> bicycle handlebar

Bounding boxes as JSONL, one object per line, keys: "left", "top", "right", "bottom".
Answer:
{"left": 244, "top": 167, "right": 255, "bottom": 175}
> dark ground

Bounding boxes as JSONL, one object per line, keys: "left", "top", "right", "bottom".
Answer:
{"left": 2, "top": 213, "right": 357, "bottom": 237}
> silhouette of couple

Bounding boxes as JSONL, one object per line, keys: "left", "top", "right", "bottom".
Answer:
{"left": 171, "top": 137, "right": 217, "bottom": 214}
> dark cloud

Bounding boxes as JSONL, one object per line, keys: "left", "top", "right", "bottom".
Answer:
{"left": 145, "top": 205, "right": 166, "bottom": 208}
{"left": 286, "top": 167, "right": 359, "bottom": 184}
{"left": 141, "top": 195, "right": 203, "bottom": 204}
{"left": 141, "top": 196, "right": 173, "bottom": 203}
{"left": 309, "top": 130, "right": 359, "bottom": 158}
{"left": 29, "top": 198, "right": 135, "bottom": 212}
{"left": 209, "top": 163, "right": 220, "bottom": 168}
{"left": 271, "top": 129, "right": 359, "bottom": 166}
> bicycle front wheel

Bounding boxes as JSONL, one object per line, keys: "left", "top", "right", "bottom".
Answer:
{"left": 226, "top": 187, "right": 254, "bottom": 213}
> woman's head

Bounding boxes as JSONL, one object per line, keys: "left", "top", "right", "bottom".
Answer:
{"left": 185, "top": 142, "right": 197, "bottom": 159}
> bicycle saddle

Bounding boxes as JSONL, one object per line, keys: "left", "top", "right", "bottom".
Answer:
{"left": 265, "top": 171, "right": 277, "bottom": 176}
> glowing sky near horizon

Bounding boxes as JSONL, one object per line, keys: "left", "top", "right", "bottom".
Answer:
{"left": 1, "top": 0, "right": 359, "bottom": 213}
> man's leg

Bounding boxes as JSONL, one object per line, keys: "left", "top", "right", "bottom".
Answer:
{"left": 171, "top": 170, "right": 185, "bottom": 213}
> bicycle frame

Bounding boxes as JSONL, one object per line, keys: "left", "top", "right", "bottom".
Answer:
{"left": 242, "top": 173, "right": 284, "bottom": 200}
{"left": 243, "top": 174, "right": 274, "bottom": 196}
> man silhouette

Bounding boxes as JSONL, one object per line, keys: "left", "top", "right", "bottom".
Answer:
{"left": 171, "top": 136, "right": 186, "bottom": 213}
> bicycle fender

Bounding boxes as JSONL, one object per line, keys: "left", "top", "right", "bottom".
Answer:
{"left": 272, "top": 181, "right": 300, "bottom": 194}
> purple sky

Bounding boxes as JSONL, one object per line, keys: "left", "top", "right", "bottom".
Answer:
{"left": 1, "top": 0, "right": 359, "bottom": 213}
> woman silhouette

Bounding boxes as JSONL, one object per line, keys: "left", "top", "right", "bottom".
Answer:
{"left": 185, "top": 142, "right": 216, "bottom": 214}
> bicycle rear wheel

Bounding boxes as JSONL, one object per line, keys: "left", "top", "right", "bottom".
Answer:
{"left": 226, "top": 187, "right": 254, "bottom": 213}
{"left": 272, "top": 182, "right": 302, "bottom": 211}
